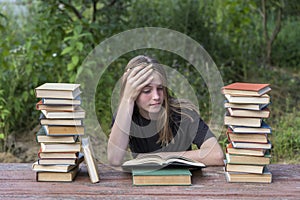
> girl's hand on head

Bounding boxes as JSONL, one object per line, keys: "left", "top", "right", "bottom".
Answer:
{"left": 122, "top": 64, "right": 153, "bottom": 103}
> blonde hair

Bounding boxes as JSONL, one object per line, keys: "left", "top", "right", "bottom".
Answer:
{"left": 120, "top": 55, "right": 198, "bottom": 146}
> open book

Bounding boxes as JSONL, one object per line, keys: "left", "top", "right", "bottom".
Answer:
{"left": 121, "top": 154, "right": 205, "bottom": 171}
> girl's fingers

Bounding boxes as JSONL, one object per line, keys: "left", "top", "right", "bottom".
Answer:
{"left": 128, "top": 64, "right": 152, "bottom": 79}
{"left": 136, "top": 75, "right": 154, "bottom": 91}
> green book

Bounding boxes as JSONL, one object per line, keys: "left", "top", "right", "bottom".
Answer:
{"left": 132, "top": 168, "right": 192, "bottom": 186}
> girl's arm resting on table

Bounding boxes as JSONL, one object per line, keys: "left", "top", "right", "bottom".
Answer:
{"left": 137, "top": 137, "right": 224, "bottom": 166}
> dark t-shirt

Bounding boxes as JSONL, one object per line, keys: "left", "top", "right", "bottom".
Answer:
{"left": 125, "top": 108, "right": 214, "bottom": 157}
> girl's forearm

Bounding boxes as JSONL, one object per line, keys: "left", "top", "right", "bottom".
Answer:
{"left": 136, "top": 138, "right": 224, "bottom": 166}
{"left": 107, "top": 99, "right": 134, "bottom": 166}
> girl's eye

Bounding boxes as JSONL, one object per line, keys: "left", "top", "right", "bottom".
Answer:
{"left": 157, "top": 87, "right": 163, "bottom": 91}
{"left": 142, "top": 89, "right": 151, "bottom": 94}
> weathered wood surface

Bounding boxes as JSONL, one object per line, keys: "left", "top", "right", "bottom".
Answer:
{"left": 0, "top": 163, "right": 299, "bottom": 199}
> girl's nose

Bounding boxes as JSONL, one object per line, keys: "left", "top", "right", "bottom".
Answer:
{"left": 152, "top": 89, "right": 160, "bottom": 100}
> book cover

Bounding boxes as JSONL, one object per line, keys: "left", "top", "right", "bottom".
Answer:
{"left": 37, "top": 153, "right": 84, "bottom": 165}
{"left": 36, "top": 165, "right": 80, "bottom": 182}
{"left": 41, "top": 106, "right": 85, "bottom": 119}
{"left": 32, "top": 161, "right": 77, "bottom": 172}
{"left": 40, "top": 142, "right": 81, "bottom": 153}
{"left": 224, "top": 100, "right": 269, "bottom": 111}
{"left": 224, "top": 168, "right": 272, "bottom": 183}
{"left": 225, "top": 162, "right": 266, "bottom": 174}
{"left": 226, "top": 128, "right": 268, "bottom": 143}
{"left": 39, "top": 114, "right": 83, "bottom": 126}
{"left": 224, "top": 115, "right": 262, "bottom": 127}
{"left": 132, "top": 168, "right": 192, "bottom": 186}
{"left": 225, "top": 94, "right": 270, "bottom": 104}
{"left": 222, "top": 82, "right": 271, "bottom": 96}
{"left": 36, "top": 100, "right": 79, "bottom": 111}
{"left": 227, "top": 107, "right": 270, "bottom": 118}
{"left": 82, "top": 137, "right": 100, "bottom": 183}
{"left": 42, "top": 125, "right": 85, "bottom": 136}
{"left": 42, "top": 97, "right": 81, "bottom": 105}
{"left": 38, "top": 151, "right": 79, "bottom": 159}
{"left": 225, "top": 153, "right": 271, "bottom": 165}
{"left": 36, "top": 127, "right": 79, "bottom": 143}
{"left": 231, "top": 140, "right": 272, "bottom": 149}
{"left": 226, "top": 143, "right": 266, "bottom": 157}
{"left": 35, "top": 83, "right": 81, "bottom": 99}
{"left": 228, "top": 121, "right": 271, "bottom": 134}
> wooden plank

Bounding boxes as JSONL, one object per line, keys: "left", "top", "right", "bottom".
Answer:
{"left": 0, "top": 163, "right": 299, "bottom": 199}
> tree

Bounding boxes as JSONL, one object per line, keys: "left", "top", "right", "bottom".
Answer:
{"left": 260, "top": 0, "right": 284, "bottom": 67}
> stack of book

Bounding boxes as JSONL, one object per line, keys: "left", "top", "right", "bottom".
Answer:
{"left": 32, "top": 83, "right": 85, "bottom": 182}
{"left": 221, "top": 82, "right": 272, "bottom": 183}
{"left": 122, "top": 154, "right": 205, "bottom": 186}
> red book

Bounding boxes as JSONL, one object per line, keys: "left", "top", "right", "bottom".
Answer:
{"left": 222, "top": 82, "right": 271, "bottom": 96}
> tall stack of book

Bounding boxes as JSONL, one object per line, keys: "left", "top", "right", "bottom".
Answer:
{"left": 221, "top": 82, "right": 272, "bottom": 183}
{"left": 32, "top": 83, "right": 85, "bottom": 182}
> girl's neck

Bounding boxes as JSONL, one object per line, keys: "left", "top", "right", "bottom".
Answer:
{"left": 138, "top": 109, "right": 160, "bottom": 120}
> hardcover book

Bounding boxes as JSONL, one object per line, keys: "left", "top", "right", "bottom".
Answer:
{"left": 222, "top": 82, "right": 271, "bottom": 96}
{"left": 43, "top": 125, "right": 85, "bottom": 136}
{"left": 225, "top": 94, "right": 270, "bottom": 104}
{"left": 132, "top": 168, "right": 192, "bottom": 186}
{"left": 227, "top": 107, "right": 270, "bottom": 118}
{"left": 224, "top": 101, "right": 269, "bottom": 111}
{"left": 231, "top": 140, "right": 272, "bottom": 149}
{"left": 226, "top": 143, "right": 266, "bottom": 157}
{"left": 39, "top": 114, "right": 83, "bottom": 126}
{"left": 36, "top": 165, "right": 80, "bottom": 182}
{"left": 42, "top": 97, "right": 81, "bottom": 105}
{"left": 36, "top": 100, "right": 79, "bottom": 111}
{"left": 225, "top": 169, "right": 272, "bottom": 183}
{"left": 228, "top": 121, "right": 271, "bottom": 134}
{"left": 41, "top": 106, "right": 85, "bottom": 119}
{"left": 32, "top": 161, "right": 78, "bottom": 172}
{"left": 35, "top": 83, "right": 81, "bottom": 99}
{"left": 37, "top": 153, "right": 84, "bottom": 165}
{"left": 82, "top": 137, "right": 100, "bottom": 183}
{"left": 224, "top": 115, "right": 262, "bottom": 127}
{"left": 225, "top": 153, "right": 271, "bottom": 165}
{"left": 225, "top": 162, "right": 266, "bottom": 174}
{"left": 36, "top": 127, "right": 79, "bottom": 143}
{"left": 40, "top": 142, "right": 81, "bottom": 153}
{"left": 226, "top": 128, "right": 268, "bottom": 143}
{"left": 38, "top": 151, "right": 79, "bottom": 159}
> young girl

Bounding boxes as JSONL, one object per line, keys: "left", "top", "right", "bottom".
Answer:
{"left": 107, "top": 55, "right": 224, "bottom": 166}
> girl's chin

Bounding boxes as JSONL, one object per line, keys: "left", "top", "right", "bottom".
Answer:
{"left": 148, "top": 106, "right": 162, "bottom": 113}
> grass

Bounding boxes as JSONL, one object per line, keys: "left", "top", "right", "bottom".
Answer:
{"left": 270, "top": 108, "right": 300, "bottom": 164}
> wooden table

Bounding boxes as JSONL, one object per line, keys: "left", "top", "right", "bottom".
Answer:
{"left": 0, "top": 163, "right": 299, "bottom": 199}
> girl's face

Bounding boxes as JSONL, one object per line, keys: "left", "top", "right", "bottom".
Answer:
{"left": 136, "top": 72, "right": 164, "bottom": 119}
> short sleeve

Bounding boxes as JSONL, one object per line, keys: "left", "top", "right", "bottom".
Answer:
{"left": 188, "top": 111, "right": 215, "bottom": 148}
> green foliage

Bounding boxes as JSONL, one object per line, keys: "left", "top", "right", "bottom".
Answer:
{"left": 272, "top": 18, "right": 300, "bottom": 69}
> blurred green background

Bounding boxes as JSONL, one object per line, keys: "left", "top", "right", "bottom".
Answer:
{"left": 0, "top": 0, "right": 299, "bottom": 163}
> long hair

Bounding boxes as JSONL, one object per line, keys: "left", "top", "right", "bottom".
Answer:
{"left": 120, "top": 55, "right": 198, "bottom": 146}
